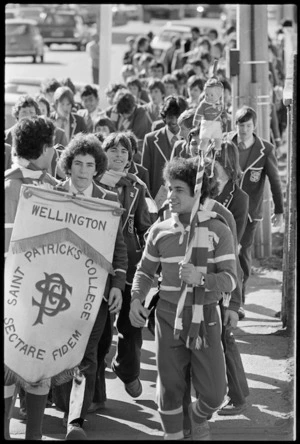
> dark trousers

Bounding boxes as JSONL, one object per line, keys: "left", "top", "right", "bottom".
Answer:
{"left": 92, "top": 312, "right": 114, "bottom": 403}
{"left": 92, "top": 67, "right": 99, "bottom": 84}
{"left": 111, "top": 284, "right": 143, "bottom": 384}
{"left": 53, "top": 301, "right": 108, "bottom": 424}
{"left": 239, "top": 219, "right": 259, "bottom": 303}
{"left": 220, "top": 303, "right": 249, "bottom": 405}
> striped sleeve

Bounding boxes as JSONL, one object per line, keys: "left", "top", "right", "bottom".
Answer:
{"left": 203, "top": 222, "right": 237, "bottom": 293}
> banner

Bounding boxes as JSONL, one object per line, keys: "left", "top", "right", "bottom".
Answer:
{"left": 4, "top": 185, "right": 122, "bottom": 385}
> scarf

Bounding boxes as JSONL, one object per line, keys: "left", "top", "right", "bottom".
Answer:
{"left": 99, "top": 169, "right": 140, "bottom": 189}
{"left": 174, "top": 206, "right": 218, "bottom": 350}
{"left": 174, "top": 132, "right": 230, "bottom": 349}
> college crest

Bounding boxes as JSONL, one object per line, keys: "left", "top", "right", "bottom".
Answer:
{"left": 250, "top": 169, "right": 262, "bottom": 182}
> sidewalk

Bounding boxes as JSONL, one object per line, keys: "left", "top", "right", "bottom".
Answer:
{"left": 9, "top": 265, "right": 295, "bottom": 441}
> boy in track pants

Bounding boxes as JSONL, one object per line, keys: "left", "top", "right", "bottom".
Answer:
{"left": 129, "top": 157, "right": 237, "bottom": 440}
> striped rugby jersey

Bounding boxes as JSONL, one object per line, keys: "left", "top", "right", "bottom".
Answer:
{"left": 131, "top": 212, "right": 237, "bottom": 307}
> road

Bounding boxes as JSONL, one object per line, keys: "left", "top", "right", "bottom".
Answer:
{"left": 5, "top": 16, "right": 223, "bottom": 83}
{"left": 5, "top": 16, "right": 223, "bottom": 109}
{"left": 5, "top": 15, "right": 279, "bottom": 108}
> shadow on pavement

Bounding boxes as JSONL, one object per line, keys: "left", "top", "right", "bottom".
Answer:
{"left": 243, "top": 303, "right": 280, "bottom": 318}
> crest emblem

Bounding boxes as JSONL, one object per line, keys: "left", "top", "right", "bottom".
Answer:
{"left": 250, "top": 170, "right": 262, "bottom": 182}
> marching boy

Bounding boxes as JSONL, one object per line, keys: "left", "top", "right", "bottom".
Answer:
{"left": 129, "top": 157, "right": 237, "bottom": 440}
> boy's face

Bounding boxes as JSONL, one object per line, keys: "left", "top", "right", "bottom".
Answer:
{"left": 128, "top": 84, "right": 140, "bottom": 99}
{"left": 150, "top": 87, "right": 164, "bottom": 104}
{"left": 167, "top": 179, "right": 196, "bottom": 215}
{"left": 188, "top": 86, "right": 202, "bottom": 102}
{"left": 211, "top": 45, "right": 222, "bottom": 60}
{"left": 179, "top": 122, "right": 190, "bottom": 142}
{"left": 38, "top": 102, "right": 48, "bottom": 117}
{"left": 69, "top": 154, "right": 97, "bottom": 192}
{"left": 106, "top": 92, "right": 115, "bottom": 106}
{"left": 236, "top": 118, "right": 256, "bottom": 143}
{"left": 151, "top": 66, "right": 164, "bottom": 79}
{"left": 165, "top": 114, "right": 179, "bottom": 135}
{"left": 95, "top": 124, "right": 110, "bottom": 138}
{"left": 189, "top": 134, "right": 200, "bottom": 157}
{"left": 18, "top": 106, "right": 37, "bottom": 120}
{"left": 106, "top": 143, "right": 129, "bottom": 172}
{"left": 81, "top": 94, "right": 98, "bottom": 113}
{"left": 164, "top": 83, "right": 178, "bottom": 97}
{"left": 56, "top": 97, "right": 72, "bottom": 118}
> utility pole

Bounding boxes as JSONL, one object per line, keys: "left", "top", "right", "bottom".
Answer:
{"left": 98, "top": 4, "right": 112, "bottom": 109}
{"left": 236, "top": 4, "right": 272, "bottom": 258}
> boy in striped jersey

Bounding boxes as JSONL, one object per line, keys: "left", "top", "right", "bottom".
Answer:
{"left": 129, "top": 157, "right": 237, "bottom": 440}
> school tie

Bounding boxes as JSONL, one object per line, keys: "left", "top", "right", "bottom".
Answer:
{"left": 171, "top": 135, "right": 178, "bottom": 148}
{"left": 238, "top": 141, "right": 247, "bottom": 150}
{"left": 59, "top": 117, "right": 69, "bottom": 143}
{"left": 154, "top": 105, "right": 160, "bottom": 119}
{"left": 86, "top": 114, "right": 93, "bottom": 132}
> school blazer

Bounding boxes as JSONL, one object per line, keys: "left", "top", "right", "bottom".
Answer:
{"left": 50, "top": 112, "right": 88, "bottom": 140}
{"left": 141, "top": 126, "right": 177, "bottom": 199}
{"left": 228, "top": 132, "right": 284, "bottom": 221}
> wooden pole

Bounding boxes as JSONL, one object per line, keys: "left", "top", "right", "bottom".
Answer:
{"left": 237, "top": 5, "right": 272, "bottom": 258}
{"left": 98, "top": 4, "right": 112, "bottom": 109}
{"left": 281, "top": 52, "right": 296, "bottom": 334}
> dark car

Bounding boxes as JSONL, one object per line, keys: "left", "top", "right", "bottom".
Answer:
{"left": 38, "top": 10, "right": 90, "bottom": 51}
{"left": 142, "top": 5, "right": 184, "bottom": 22}
{"left": 197, "top": 4, "right": 224, "bottom": 18}
{"left": 5, "top": 18, "right": 45, "bottom": 63}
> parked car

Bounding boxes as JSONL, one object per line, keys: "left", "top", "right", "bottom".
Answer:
{"left": 38, "top": 9, "right": 90, "bottom": 50}
{"left": 17, "top": 5, "right": 45, "bottom": 21}
{"left": 184, "top": 5, "right": 201, "bottom": 18}
{"left": 5, "top": 18, "right": 45, "bottom": 63}
{"left": 119, "top": 4, "right": 140, "bottom": 20}
{"left": 196, "top": 4, "right": 224, "bottom": 18}
{"left": 151, "top": 20, "right": 223, "bottom": 59}
{"left": 151, "top": 22, "right": 193, "bottom": 59}
{"left": 142, "top": 5, "right": 185, "bottom": 22}
{"left": 5, "top": 8, "right": 21, "bottom": 20}
{"left": 111, "top": 4, "right": 129, "bottom": 26}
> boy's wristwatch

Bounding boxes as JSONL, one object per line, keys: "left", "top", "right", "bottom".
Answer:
{"left": 196, "top": 275, "right": 205, "bottom": 287}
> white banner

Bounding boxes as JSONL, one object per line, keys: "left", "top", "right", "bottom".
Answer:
{"left": 4, "top": 185, "right": 122, "bottom": 384}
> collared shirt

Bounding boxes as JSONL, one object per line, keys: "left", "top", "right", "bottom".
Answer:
{"left": 166, "top": 126, "right": 180, "bottom": 147}
{"left": 89, "top": 108, "right": 100, "bottom": 122}
{"left": 237, "top": 135, "right": 255, "bottom": 149}
{"left": 56, "top": 115, "right": 70, "bottom": 143}
{"left": 69, "top": 179, "right": 93, "bottom": 197}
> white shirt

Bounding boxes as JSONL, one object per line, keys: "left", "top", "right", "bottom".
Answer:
{"left": 166, "top": 126, "right": 180, "bottom": 146}
{"left": 69, "top": 179, "right": 93, "bottom": 197}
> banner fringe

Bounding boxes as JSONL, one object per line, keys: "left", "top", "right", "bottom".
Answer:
{"left": 5, "top": 364, "right": 78, "bottom": 388}
{"left": 11, "top": 228, "right": 114, "bottom": 274}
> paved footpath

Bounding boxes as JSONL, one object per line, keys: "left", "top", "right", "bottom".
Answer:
{"left": 8, "top": 265, "right": 295, "bottom": 441}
